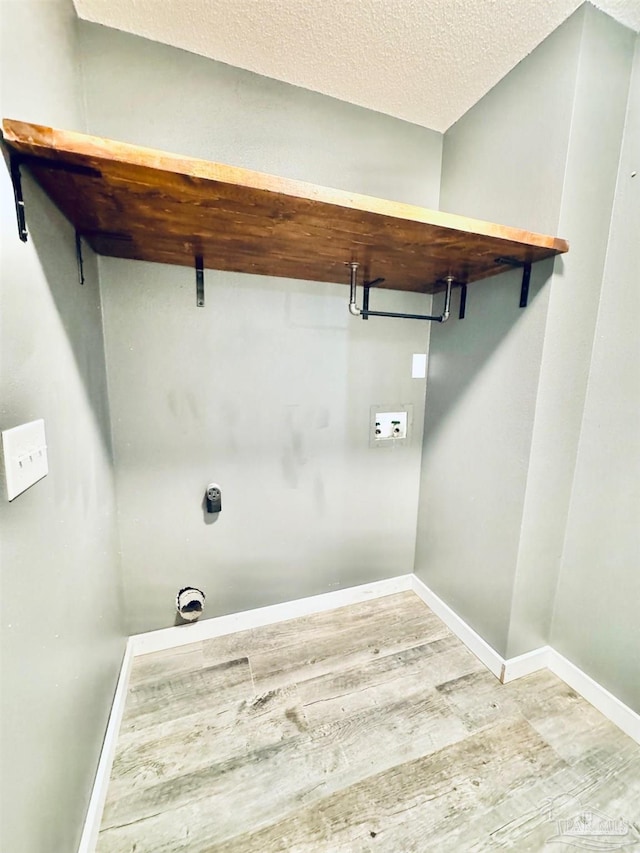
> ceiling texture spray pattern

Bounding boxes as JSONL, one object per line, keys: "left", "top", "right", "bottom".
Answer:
{"left": 74, "top": 0, "right": 640, "bottom": 131}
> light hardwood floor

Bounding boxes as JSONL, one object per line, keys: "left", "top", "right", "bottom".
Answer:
{"left": 97, "top": 592, "right": 640, "bottom": 852}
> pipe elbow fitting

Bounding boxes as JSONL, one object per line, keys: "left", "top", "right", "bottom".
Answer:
{"left": 349, "top": 302, "right": 361, "bottom": 316}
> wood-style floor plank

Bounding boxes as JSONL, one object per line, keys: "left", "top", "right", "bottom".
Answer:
{"left": 204, "top": 592, "right": 449, "bottom": 691}
{"left": 120, "top": 657, "right": 253, "bottom": 734}
{"left": 97, "top": 591, "right": 640, "bottom": 853}
{"left": 130, "top": 642, "right": 204, "bottom": 687}
{"left": 206, "top": 717, "right": 566, "bottom": 853}
{"left": 99, "top": 683, "right": 470, "bottom": 844}
{"left": 486, "top": 745, "right": 640, "bottom": 851}
{"left": 298, "top": 634, "right": 483, "bottom": 727}
{"left": 105, "top": 684, "right": 308, "bottom": 806}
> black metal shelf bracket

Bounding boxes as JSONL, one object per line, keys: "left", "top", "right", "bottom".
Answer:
{"left": 361, "top": 276, "right": 385, "bottom": 320}
{"left": 75, "top": 232, "right": 85, "bottom": 285}
{"left": 495, "top": 257, "right": 533, "bottom": 308}
{"left": 196, "top": 255, "right": 205, "bottom": 307}
{"left": 9, "top": 156, "right": 28, "bottom": 242}
{"left": 459, "top": 284, "right": 468, "bottom": 320}
{"left": 347, "top": 262, "right": 453, "bottom": 324}
{"left": 519, "top": 263, "right": 532, "bottom": 308}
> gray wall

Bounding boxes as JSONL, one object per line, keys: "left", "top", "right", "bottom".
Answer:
{"left": 507, "top": 9, "right": 635, "bottom": 657}
{"left": 414, "top": 11, "right": 583, "bottom": 653}
{"left": 78, "top": 24, "right": 443, "bottom": 633}
{"left": 414, "top": 3, "right": 637, "bottom": 675}
{"left": 0, "top": 3, "right": 124, "bottom": 851}
{"left": 551, "top": 36, "right": 640, "bottom": 712}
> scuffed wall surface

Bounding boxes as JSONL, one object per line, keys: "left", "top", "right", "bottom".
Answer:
{"left": 79, "top": 23, "right": 443, "bottom": 632}
{"left": 0, "top": 3, "right": 124, "bottom": 850}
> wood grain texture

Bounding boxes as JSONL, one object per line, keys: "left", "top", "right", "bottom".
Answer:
{"left": 120, "top": 657, "right": 253, "bottom": 734}
{"left": 204, "top": 591, "right": 450, "bottom": 691}
{"left": 297, "top": 635, "right": 484, "bottom": 727}
{"left": 106, "top": 684, "right": 307, "bottom": 805}
{"left": 206, "top": 718, "right": 566, "bottom": 853}
{"left": 130, "top": 642, "right": 204, "bottom": 686}
{"left": 2, "top": 119, "right": 568, "bottom": 294}
{"left": 97, "top": 592, "right": 640, "bottom": 852}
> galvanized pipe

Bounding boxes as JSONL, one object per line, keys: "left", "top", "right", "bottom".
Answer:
{"left": 348, "top": 262, "right": 361, "bottom": 316}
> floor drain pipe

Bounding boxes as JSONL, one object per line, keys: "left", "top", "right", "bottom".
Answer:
{"left": 176, "top": 587, "right": 205, "bottom": 622}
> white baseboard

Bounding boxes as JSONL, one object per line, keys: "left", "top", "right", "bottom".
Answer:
{"left": 410, "top": 574, "right": 506, "bottom": 679}
{"left": 411, "top": 575, "right": 639, "bottom": 744}
{"left": 547, "top": 649, "right": 640, "bottom": 744}
{"left": 500, "top": 646, "right": 551, "bottom": 683}
{"left": 130, "top": 574, "right": 414, "bottom": 657}
{"left": 77, "top": 638, "right": 134, "bottom": 853}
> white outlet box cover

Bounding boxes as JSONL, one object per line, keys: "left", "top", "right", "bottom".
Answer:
{"left": 2, "top": 419, "right": 48, "bottom": 500}
{"left": 370, "top": 404, "right": 412, "bottom": 448}
{"left": 375, "top": 411, "right": 407, "bottom": 440}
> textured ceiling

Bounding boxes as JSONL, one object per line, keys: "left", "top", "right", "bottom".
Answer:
{"left": 73, "top": 0, "right": 640, "bottom": 132}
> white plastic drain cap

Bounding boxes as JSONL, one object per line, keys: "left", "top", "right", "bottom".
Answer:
{"left": 176, "top": 586, "right": 205, "bottom": 622}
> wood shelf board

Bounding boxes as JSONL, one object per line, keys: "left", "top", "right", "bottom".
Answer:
{"left": 2, "top": 119, "right": 568, "bottom": 293}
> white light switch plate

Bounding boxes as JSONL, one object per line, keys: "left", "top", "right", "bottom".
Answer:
{"left": 412, "top": 353, "right": 427, "bottom": 379}
{"left": 2, "top": 419, "right": 48, "bottom": 500}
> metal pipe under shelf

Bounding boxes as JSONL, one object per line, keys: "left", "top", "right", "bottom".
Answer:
{"left": 347, "top": 262, "right": 452, "bottom": 323}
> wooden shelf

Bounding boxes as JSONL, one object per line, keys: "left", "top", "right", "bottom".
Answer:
{"left": 2, "top": 119, "right": 568, "bottom": 294}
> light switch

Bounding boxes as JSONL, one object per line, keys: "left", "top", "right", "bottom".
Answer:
{"left": 2, "top": 419, "right": 48, "bottom": 500}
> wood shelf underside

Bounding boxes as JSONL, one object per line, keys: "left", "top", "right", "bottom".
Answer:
{"left": 2, "top": 119, "right": 568, "bottom": 294}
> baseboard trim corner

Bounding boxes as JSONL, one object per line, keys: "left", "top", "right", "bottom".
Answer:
{"left": 77, "top": 638, "right": 135, "bottom": 853}
{"left": 500, "top": 646, "right": 551, "bottom": 683}
{"left": 410, "top": 574, "right": 506, "bottom": 679}
{"left": 410, "top": 574, "right": 639, "bottom": 745}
